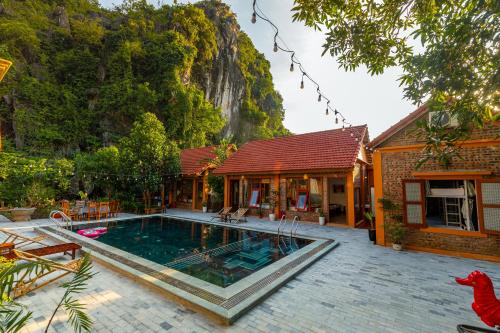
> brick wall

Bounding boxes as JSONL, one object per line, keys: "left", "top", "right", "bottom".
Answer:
{"left": 378, "top": 122, "right": 500, "bottom": 257}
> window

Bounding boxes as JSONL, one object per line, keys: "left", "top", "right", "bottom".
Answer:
{"left": 477, "top": 179, "right": 500, "bottom": 235}
{"left": 247, "top": 179, "right": 271, "bottom": 208}
{"left": 403, "top": 179, "right": 479, "bottom": 231}
{"left": 286, "top": 177, "right": 323, "bottom": 212}
{"left": 176, "top": 179, "right": 193, "bottom": 203}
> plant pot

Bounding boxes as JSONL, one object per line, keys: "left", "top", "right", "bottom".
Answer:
{"left": 368, "top": 229, "right": 376, "bottom": 242}
{"left": 392, "top": 243, "right": 403, "bottom": 251}
{"left": 319, "top": 216, "right": 326, "bottom": 225}
{"left": 10, "top": 207, "right": 36, "bottom": 222}
{"left": 269, "top": 213, "right": 276, "bottom": 221}
{"left": 202, "top": 206, "right": 207, "bottom": 213}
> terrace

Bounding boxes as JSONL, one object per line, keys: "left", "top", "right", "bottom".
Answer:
{"left": 1, "top": 210, "right": 498, "bottom": 332}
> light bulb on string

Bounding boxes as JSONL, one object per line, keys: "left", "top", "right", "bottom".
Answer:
{"left": 251, "top": 12, "right": 256, "bottom": 23}
{"left": 300, "top": 74, "right": 305, "bottom": 89}
{"left": 325, "top": 101, "right": 330, "bottom": 115}
{"left": 273, "top": 41, "right": 278, "bottom": 52}
{"left": 335, "top": 116, "right": 339, "bottom": 124}
{"left": 317, "top": 89, "right": 321, "bottom": 102}
{"left": 290, "top": 62, "right": 294, "bottom": 72}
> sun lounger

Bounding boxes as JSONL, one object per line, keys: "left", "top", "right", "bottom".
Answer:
{"left": 6, "top": 249, "right": 84, "bottom": 299}
{"left": 0, "top": 228, "right": 48, "bottom": 249}
{"left": 229, "top": 208, "right": 248, "bottom": 224}
{"left": 2, "top": 242, "right": 81, "bottom": 260}
{"left": 210, "top": 207, "right": 232, "bottom": 222}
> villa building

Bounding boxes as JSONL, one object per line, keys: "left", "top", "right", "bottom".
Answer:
{"left": 171, "top": 146, "right": 235, "bottom": 210}
{"left": 371, "top": 106, "right": 500, "bottom": 261}
{"left": 213, "top": 126, "right": 371, "bottom": 226}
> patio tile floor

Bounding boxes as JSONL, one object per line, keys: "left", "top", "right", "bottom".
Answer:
{"left": 3, "top": 209, "right": 499, "bottom": 332}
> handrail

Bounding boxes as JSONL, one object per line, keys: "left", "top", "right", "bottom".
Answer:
{"left": 277, "top": 215, "right": 287, "bottom": 254}
{"left": 49, "top": 210, "right": 72, "bottom": 230}
{"left": 292, "top": 215, "right": 300, "bottom": 238}
{"left": 289, "top": 215, "right": 299, "bottom": 240}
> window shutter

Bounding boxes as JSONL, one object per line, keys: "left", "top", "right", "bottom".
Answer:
{"left": 403, "top": 180, "right": 426, "bottom": 227}
{"left": 477, "top": 179, "right": 500, "bottom": 235}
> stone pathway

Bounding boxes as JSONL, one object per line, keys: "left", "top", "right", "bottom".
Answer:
{"left": 5, "top": 210, "right": 499, "bottom": 332}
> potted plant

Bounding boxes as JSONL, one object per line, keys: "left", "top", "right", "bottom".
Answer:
{"left": 268, "top": 190, "right": 279, "bottom": 221}
{"left": 318, "top": 209, "right": 325, "bottom": 225}
{"left": 385, "top": 219, "right": 407, "bottom": 251}
{"left": 378, "top": 197, "right": 406, "bottom": 250}
{"left": 364, "top": 211, "right": 376, "bottom": 242}
{"left": 201, "top": 201, "right": 208, "bottom": 213}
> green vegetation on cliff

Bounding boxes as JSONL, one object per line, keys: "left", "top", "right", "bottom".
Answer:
{"left": 0, "top": 0, "right": 288, "bottom": 209}
{"left": 0, "top": 0, "right": 287, "bottom": 156}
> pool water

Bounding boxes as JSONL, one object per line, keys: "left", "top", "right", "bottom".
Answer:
{"left": 76, "top": 216, "right": 312, "bottom": 287}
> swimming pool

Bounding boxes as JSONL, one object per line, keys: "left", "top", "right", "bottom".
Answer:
{"left": 40, "top": 215, "right": 337, "bottom": 324}
{"left": 83, "top": 217, "right": 311, "bottom": 287}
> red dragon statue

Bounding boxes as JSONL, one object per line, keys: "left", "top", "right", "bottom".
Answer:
{"left": 456, "top": 271, "right": 500, "bottom": 328}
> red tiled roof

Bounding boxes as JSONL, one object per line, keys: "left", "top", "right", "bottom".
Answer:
{"left": 369, "top": 105, "right": 428, "bottom": 148}
{"left": 213, "top": 126, "right": 368, "bottom": 175}
{"left": 180, "top": 146, "right": 216, "bottom": 175}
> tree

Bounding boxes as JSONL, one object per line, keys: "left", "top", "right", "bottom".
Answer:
{"left": 207, "top": 138, "right": 235, "bottom": 206}
{"left": 75, "top": 146, "right": 121, "bottom": 198}
{"left": 292, "top": 0, "right": 499, "bottom": 165}
{"left": 119, "top": 112, "right": 180, "bottom": 210}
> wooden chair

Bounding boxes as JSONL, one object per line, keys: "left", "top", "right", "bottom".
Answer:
{"left": 60, "top": 200, "right": 71, "bottom": 216}
{"left": 229, "top": 208, "right": 248, "bottom": 224}
{"left": 73, "top": 200, "right": 85, "bottom": 221}
{"left": 98, "top": 202, "right": 110, "bottom": 220}
{"left": 109, "top": 200, "right": 120, "bottom": 217}
{"left": 210, "top": 207, "right": 232, "bottom": 222}
{"left": 5, "top": 249, "right": 83, "bottom": 299}
{"left": 0, "top": 228, "right": 48, "bottom": 249}
{"left": 87, "top": 201, "right": 98, "bottom": 221}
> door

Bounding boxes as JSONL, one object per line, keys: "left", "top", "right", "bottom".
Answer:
{"left": 230, "top": 180, "right": 240, "bottom": 208}
{"left": 196, "top": 180, "right": 203, "bottom": 209}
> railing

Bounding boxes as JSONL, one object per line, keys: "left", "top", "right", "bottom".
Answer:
{"left": 277, "top": 215, "right": 288, "bottom": 254}
{"left": 49, "top": 210, "right": 73, "bottom": 230}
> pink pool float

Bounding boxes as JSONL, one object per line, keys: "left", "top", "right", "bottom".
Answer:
{"left": 77, "top": 227, "right": 108, "bottom": 239}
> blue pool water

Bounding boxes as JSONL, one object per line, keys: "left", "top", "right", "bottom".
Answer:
{"left": 75, "top": 216, "right": 312, "bottom": 287}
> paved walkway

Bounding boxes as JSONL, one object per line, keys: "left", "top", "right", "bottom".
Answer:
{"left": 5, "top": 210, "right": 499, "bottom": 332}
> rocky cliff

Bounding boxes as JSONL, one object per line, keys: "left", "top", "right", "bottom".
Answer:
{"left": 0, "top": 0, "right": 288, "bottom": 156}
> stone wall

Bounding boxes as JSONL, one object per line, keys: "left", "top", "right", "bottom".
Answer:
{"left": 378, "top": 121, "right": 500, "bottom": 258}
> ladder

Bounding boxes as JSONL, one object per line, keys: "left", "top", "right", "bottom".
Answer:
{"left": 49, "top": 210, "right": 73, "bottom": 230}
{"left": 443, "top": 198, "right": 462, "bottom": 228}
{"left": 277, "top": 215, "right": 288, "bottom": 254}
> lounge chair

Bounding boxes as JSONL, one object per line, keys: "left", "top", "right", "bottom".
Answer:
{"left": 210, "top": 207, "right": 232, "bottom": 222}
{"left": 2, "top": 242, "right": 82, "bottom": 261}
{"left": 229, "top": 208, "right": 248, "bottom": 224}
{"left": 0, "top": 228, "right": 48, "bottom": 249}
{"left": 5, "top": 249, "right": 83, "bottom": 299}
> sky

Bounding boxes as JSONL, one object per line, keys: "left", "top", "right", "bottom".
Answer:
{"left": 99, "top": 0, "right": 416, "bottom": 138}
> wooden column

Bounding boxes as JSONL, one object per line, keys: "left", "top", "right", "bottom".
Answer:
{"left": 202, "top": 172, "right": 209, "bottom": 203}
{"left": 273, "top": 175, "right": 280, "bottom": 215}
{"left": 322, "top": 176, "right": 329, "bottom": 223}
{"left": 373, "top": 150, "right": 385, "bottom": 245}
{"left": 360, "top": 165, "right": 366, "bottom": 217}
{"left": 346, "top": 170, "right": 355, "bottom": 227}
{"left": 172, "top": 180, "right": 177, "bottom": 208}
{"left": 192, "top": 177, "right": 197, "bottom": 210}
{"left": 223, "top": 176, "right": 230, "bottom": 208}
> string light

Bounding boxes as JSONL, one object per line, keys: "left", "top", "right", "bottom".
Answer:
{"left": 251, "top": 0, "right": 354, "bottom": 131}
